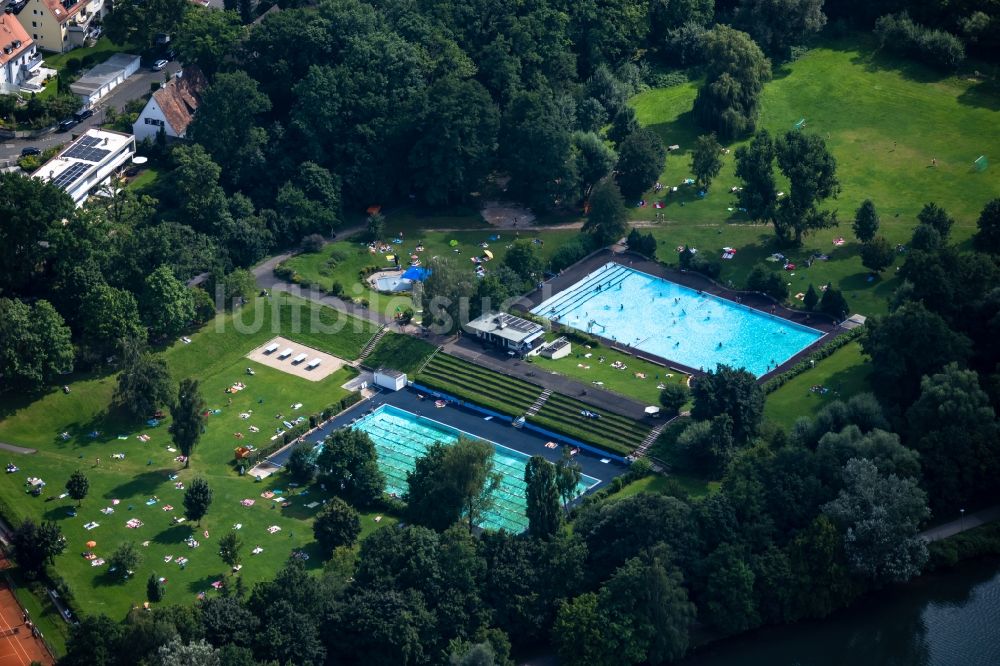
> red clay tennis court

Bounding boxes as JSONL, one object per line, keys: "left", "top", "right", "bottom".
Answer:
{"left": 0, "top": 553, "right": 54, "bottom": 666}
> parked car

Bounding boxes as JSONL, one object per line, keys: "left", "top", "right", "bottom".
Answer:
{"left": 20, "top": 146, "right": 41, "bottom": 157}
{"left": 151, "top": 59, "right": 168, "bottom": 71}
{"left": 73, "top": 108, "right": 94, "bottom": 122}
{"left": 57, "top": 117, "right": 78, "bottom": 132}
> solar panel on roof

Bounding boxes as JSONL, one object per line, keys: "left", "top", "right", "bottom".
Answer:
{"left": 63, "top": 141, "right": 111, "bottom": 162}
{"left": 51, "top": 162, "right": 89, "bottom": 189}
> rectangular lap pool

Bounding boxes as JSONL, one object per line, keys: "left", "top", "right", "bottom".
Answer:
{"left": 532, "top": 262, "right": 823, "bottom": 377}
{"left": 346, "top": 404, "right": 600, "bottom": 532}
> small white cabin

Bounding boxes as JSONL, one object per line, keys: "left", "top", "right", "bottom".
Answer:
{"left": 292, "top": 353, "right": 308, "bottom": 364}
{"left": 374, "top": 368, "right": 406, "bottom": 391}
{"left": 278, "top": 348, "right": 293, "bottom": 359}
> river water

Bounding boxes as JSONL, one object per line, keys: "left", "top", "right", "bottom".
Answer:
{"left": 680, "top": 557, "right": 1000, "bottom": 666}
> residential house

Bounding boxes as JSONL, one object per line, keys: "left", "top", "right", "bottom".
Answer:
{"left": 23, "top": 0, "right": 104, "bottom": 53}
{"left": 33, "top": 128, "right": 135, "bottom": 206}
{"left": 132, "top": 68, "right": 205, "bottom": 143}
{"left": 0, "top": 14, "right": 39, "bottom": 93}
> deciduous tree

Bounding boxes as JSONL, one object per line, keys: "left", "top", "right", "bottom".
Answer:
{"left": 861, "top": 236, "right": 895, "bottom": 273}
{"left": 691, "top": 133, "right": 724, "bottom": 190}
{"left": 734, "top": 129, "right": 778, "bottom": 222}
{"left": 66, "top": 470, "right": 89, "bottom": 507}
{"left": 823, "top": 458, "right": 929, "bottom": 582}
{"left": 184, "top": 477, "right": 213, "bottom": 525}
{"left": 142, "top": 265, "right": 196, "bottom": 338}
{"left": 170, "top": 379, "right": 206, "bottom": 467}
{"left": 315, "top": 429, "right": 385, "bottom": 506}
{"left": 583, "top": 178, "right": 629, "bottom": 246}
{"left": 219, "top": 529, "right": 243, "bottom": 568}
{"left": 109, "top": 541, "right": 142, "bottom": 581}
{"left": 852, "top": 199, "right": 879, "bottom": 243}
{"left": 11, "top": 519, "right": 65, "bottom": 578}
{"left": 615, "top": 129, "right": 666, "bottom": 199}
{"left": 313, "top": 497, "right": 362, "bottom": 555}
{"left": 973, "top": 198, "right": 1000, "bottom": 254}
{"left": 691, "top": 364, "right": 764, "bottom": 442}
{"left": 0, "top": 298, "right": 73, "bottom": 391}
{"left": 524, "top": 456, "right": 561, "bottom": 538}
{"left": 693, "top": 26, "right": 771, "bottom": 140}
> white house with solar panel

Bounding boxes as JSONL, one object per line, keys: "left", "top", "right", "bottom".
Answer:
{"left": 32, "top": 128, "right": 135, "bottom": 206}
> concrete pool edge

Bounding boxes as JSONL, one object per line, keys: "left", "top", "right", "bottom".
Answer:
{"left": 518, "top": 250, "right": 843, "bottom": 382}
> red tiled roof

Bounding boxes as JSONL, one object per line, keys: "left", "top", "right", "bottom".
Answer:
{"left": 0, "top": 15, "right": 32, "bottom": 67}
{"left": 152, "top": 67, "right": 206, "bottom": 137}
{"left": 41, "top": 0, "right": 88, "bottom": 25}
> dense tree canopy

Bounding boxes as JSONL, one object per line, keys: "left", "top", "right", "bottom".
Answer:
{"left": 693, "top": 25, "right": 771, "bottom": 140}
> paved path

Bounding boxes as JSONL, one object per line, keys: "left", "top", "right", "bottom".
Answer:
{"left": 920, "top": 505, "right": 1000, "bottom": 542}
{"left": 0, "top": 61, "right": 181, "bottom": 162}
{"left": 0, "top": 445, "right": 34, "bottom": 456}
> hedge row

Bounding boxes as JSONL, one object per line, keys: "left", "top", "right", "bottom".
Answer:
{"left": 761, "top": 326, "right": 865, "bottom": 394}
{"left": 238, "top": 393, "right": 363, "bottom": 468}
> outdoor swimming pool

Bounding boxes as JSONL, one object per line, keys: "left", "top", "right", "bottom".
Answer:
{"left": 374, "top": 276, "right": 412, "bottom": 292}
{"left": 531, "top": 262, "right": 823, "bottom": 377}
{"left": 347, "top": 404, "right": 600, "bottom": 532}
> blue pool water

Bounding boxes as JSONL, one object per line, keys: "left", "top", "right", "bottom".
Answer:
{"left": 532, "top": 262, "right": 823, "bottom": 377}
{"left": 374, "top": 276, "right": 412, "bottom": 292}
{"left": 347, "top": 405, "right": 600, "bottom": 532}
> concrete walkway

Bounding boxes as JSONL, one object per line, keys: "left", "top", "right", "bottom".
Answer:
{"left": 0, "top": 443, "right": 36, "bottom": 455}
{"left": 920, "top": 505, "right": 1000, "bottom": 542}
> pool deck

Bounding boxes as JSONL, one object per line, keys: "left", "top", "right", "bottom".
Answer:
{"left": 269, "top": 387, "right": 628, "bottom": 490}
{"left": 518, "top": 249, "right": 845, "bottom": 381}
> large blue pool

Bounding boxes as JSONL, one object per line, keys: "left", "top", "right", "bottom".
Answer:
{"left": 346, "top": 405, "right": 600, "bottom": 532}
{"left": 531, "top": 262, "right": 823, "bottom": 377}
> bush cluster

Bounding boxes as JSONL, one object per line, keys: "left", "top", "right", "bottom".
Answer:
{"left": 874, "top": 13, "right": 966, "bottom": 70}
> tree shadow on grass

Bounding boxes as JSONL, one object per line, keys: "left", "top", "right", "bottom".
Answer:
{"left": 42, "top": 505, "right": 77, "bottom": 522}
{"left": 647, "top": 110, "right": 702, "bottom": 150}
{"left": 957, "top": 79, "right": 1000, "bottom": 112}
{"left": 849, "top": 47, "right": 951, "bottom": 84}
{"left": 103, "top": 470, "right": 169, "bottom": 500}
{"left": 91, "top": 570, "right": 129, "bottom": 588}
{"left": 153, "top": 524, "right": 191, "bottom": 545}
{"left": 838, "top": 271, "right": 880, "bottom": 292}
{"left": 187, "top": 573, "right": 222, "bottom": 594}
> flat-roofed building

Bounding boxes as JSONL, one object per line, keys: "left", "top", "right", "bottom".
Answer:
{"left": 33, "top": 128, "right": 135, "bottom": 206}
{"left": 466, "top": 312, "right": 545, "bottom": 354}
{"left": 69, "top": 52, "right": 140, "bottom": 107}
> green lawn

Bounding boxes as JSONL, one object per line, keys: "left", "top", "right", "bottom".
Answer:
{"left": 363, "top": 333, "right": 437, "bottom": 375}
{"left": 128, "top": 167, "right": 161, "bottom": 192}
{"left": 607, "top": 473, "right": 719, "bottom": 501}
{"left": 529, "top": 337, "right": 688, "bottom": 405}
{"left": 764, "top": 341, "right": 874, "bottom": 428}
{"left": 0, "top": 295, "right": 395, "bottom": 623}
{"left": 283, "top": 228, "right": 579, "bottom": 309}
{"left": 631, "top": 36, "right": 999, "bottom": 317}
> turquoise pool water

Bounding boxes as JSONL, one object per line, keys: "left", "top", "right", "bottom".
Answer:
{"left": 532, "top": 262, "right": 823, "bottom": 377}
{"left": 348, "top": 405, "right": 600, "bottom": 532}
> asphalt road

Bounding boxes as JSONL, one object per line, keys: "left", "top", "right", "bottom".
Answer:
{"left": 0, "top": 60, "right": 181, "bottom": 162}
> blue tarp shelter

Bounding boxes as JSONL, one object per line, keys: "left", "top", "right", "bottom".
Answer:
{"left": 402, "top": 267, "right": 431, "bottom": 281}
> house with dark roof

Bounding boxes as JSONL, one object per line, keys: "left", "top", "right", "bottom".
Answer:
{"left": 0, "top": 14, "right": 38, "bottom": 94}
{"left": 132, "top": 68, "right": 206, "bottom": 143}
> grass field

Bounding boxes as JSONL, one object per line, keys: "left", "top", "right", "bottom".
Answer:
{"left": 763, "top": 342, "right": 874, "bottom": 428}
{"left": 363, "top": 334, "right": 438, "bottom": 375}
{"left": 631, "top": 36, "right": 999, "bottom": 317}
{"left": 607, "top": 473, "right": 719, "bottom": 501}
{"left": 529, "top": 336, "right": 688, "bottom": 405}
{"left": 0, "top": 295, "right": 395, "bottom": 622}
{"left": 283, "top": 228, "right": 579, "bottom": 308}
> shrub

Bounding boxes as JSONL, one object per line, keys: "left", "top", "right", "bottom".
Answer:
{"left": 874, "top": 13, "right": 965, "bottom": 70}
{"left": 649, "top": 70, "right": 689, "bottom": 88}
{"left": 302, "top": 234, "right": 325, "bottom": 253}
{"left": 550, "top": 235, "right": 598, "bottom": 273}
{"left": 745, "top": 264, "right": 788, "bottom": 300}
